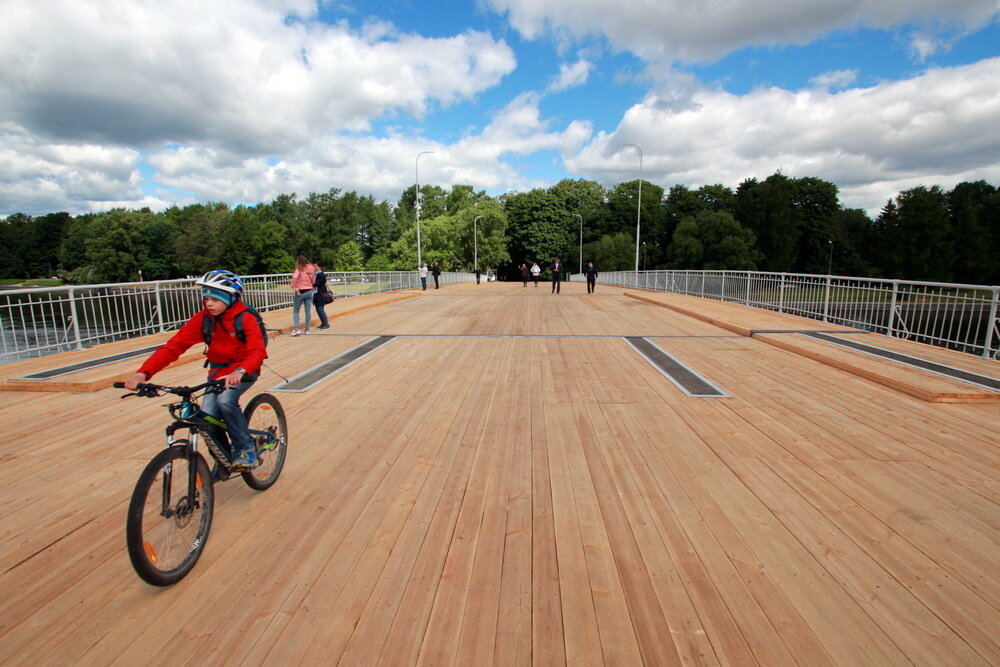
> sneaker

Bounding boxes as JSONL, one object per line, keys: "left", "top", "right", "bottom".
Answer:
{"left": 231, "top": 449, "right": 258, "bottom": 469}
{"left": 319, "top": 324, "right": 330, "bottom": 329}
{"left": 304, "top": 330, "right": 311, "bottom": 335}
{"left": 290, "top": 329, "right": 302, "bottom": 337}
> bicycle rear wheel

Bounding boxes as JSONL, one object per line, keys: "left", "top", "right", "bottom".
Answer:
{"left": 242, "top": 392, "right": 288, "bottom": 490}
{"left": 126, "top": 445, "right": 214, "bottom": 586}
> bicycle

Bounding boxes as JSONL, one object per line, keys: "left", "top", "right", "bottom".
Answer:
{"left": 114, "top": 380, "right": 288, "bottom": 586}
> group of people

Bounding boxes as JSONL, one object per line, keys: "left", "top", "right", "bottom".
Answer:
{"left": 514, "top": 260, "right": 598, "bottom": 294}
{"left": 290, "top": 255, "right": 331, "bottom": 335}
{"left": 417, "top": 263, "right": 442, "bottom": 290}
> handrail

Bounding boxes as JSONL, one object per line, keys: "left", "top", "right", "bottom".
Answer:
{"left": 1, "top": 271, "right": 474, "bottom": 363}
{"left": 602, "top": 270, "right": 1000, "bottom": 359}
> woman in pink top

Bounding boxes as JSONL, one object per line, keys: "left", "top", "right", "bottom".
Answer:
{"left": 290, "top": 255, "right": 316, "bottom": 336}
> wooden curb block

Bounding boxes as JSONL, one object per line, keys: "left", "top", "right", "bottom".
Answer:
{"left": 754, "top": 333, "right": 999, "bottom": 403}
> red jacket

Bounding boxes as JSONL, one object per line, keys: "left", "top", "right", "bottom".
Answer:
{"left": 138, "top": 300, "right": 267, "bottom": 380}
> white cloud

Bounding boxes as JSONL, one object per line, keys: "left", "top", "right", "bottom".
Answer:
{"left": 0, "top": 0, "right": 516, "bottom": 154}
{"left": 548, "top": 59, "right": 594, "bottom": 92}
{"left": 0, "top": 124, "right": 160, "bottom": 214}
{"left": 485, "top": 0, "right": 998, "bottom": 62}
{"left": 809, "top": 69, "right": 858, "bottom": 89}
{"left": 134, "top": 93, "right": 589, "bottom": 208}
{"left": 567, "top": 57, "right": 1000, "bottom": 213}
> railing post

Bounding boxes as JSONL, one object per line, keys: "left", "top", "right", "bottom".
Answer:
{"left": 779, "top": 274, "right": 786, "bottom": 312}
{"left": 888, "top": 281, "right": 899, "bottom": 337}
{"left": 154, "top": 282, "right": 166, "bottom": 332}
{"left": 745, "top": 271, "right": 751, "bottom": 305}
{"left": 68, "top": 288, "right": 84, "bottom": 350}
{"left": 983, "top": 288, "right": 999, "bottom": 359}
{"left": 822, "top": 275, "right": 831, "bottom": 323}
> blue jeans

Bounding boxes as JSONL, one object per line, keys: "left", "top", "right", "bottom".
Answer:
{"left": 202, "top": 377, "right": 255, "bottom": 454}
{"left": 313, "top": 292, "right": 329, "bottom": 327}
{"left": 292, "top": 290, "right": 314, "bottom": 330}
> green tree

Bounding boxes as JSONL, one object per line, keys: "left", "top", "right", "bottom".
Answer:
{"left": 252, "top": 218, "right": 294, "bottom": 273}
{"left": 137, "top": 216, "right": 180, "bottom": 280}
{"left": 84, "top": 209, "right": 151, "bottom": 282}
{"left": 213, "top": 205, "right": 256, "bottom": 274}
{"left": 791, "top": 177, "right": 840, "bottom": 273}
{"left": 503, "top": 189, "right": 572, "bottom": 267}
{"left": 669, "top": 211, "right": 760, "bottom": 270}
{"left": 735, "top": 174, "right": 799, "bottom": 272}
{"left": 29, "top": 212, "right": 71, "bottom": 277}
{"left": 461, "top": 200, "right": 509, "bottom": 271}
{"left": 607, "top": 180, "right": 667, "bottom": 268}
{"left": 948, "top": 181, "right": 996, "bottom": 284}
{"left": 333, "top": 240, "right": 365, "bottom": 271}
{"left": 586, "top": 232, "right": 635, "bottom": 271}
{"left": 0, "top": 213, "right": 32, "bottom": 278}
{"left": 170, "top": 203, "right": 229, "bottom": 276}
{"left": 894, "top": 186, "right": 953, "bottom": 281}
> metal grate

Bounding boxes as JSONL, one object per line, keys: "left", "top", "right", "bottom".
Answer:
{"left": 270, "top": 336, "right": 396, "bottom": 392}
{"left": 624, "top": 337, "right": 729, "bottom": 397}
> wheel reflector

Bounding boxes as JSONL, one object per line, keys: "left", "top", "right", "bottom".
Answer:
{"left": 144, "top": 541, "right": 158, "bottom": 564}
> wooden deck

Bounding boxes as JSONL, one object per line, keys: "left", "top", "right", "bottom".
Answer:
{"left": 0, "top": 281, "right": 997, "bottom": 665}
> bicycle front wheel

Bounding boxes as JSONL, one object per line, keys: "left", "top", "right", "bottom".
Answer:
{"left": 242, "top": 392, "right": 288, "bottom": 491}
{"left": 126, "top": 445, "right": 214, "bottom": 586}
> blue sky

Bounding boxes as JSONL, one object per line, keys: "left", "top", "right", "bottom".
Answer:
{"left": 1, "top": 0, "right": 998, "bottom": 217}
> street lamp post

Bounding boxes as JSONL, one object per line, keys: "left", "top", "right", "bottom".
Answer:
{"left": 415, "top": 151, "right": 434, "bottom": 267}
{"left": 573, "top": 213, "right": 582, "bottom": 275}
{"left": 827, "top": 240, "right": 833, "bottom": 274}
{"left": 474, "top": 215, "right": 482, "bottom": 271}
{"left": 620, "top": 144, "right": 643, "bottom": 272}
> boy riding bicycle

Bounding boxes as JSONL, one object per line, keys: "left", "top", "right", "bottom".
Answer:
{"left": 124, "top": 270, "right": 267, "bottom": 469}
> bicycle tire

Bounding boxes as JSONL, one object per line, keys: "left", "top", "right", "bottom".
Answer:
{"left": 126, "top": 445, "right": 214, "bottom": 586}
{"left": 242, "top": 392, "right": 288, "bottom": 491}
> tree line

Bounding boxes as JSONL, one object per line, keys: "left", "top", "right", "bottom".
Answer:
{"left": 2, "top": 174, "right": 998, "bottom": 285}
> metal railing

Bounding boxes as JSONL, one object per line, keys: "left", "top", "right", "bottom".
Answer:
{"left": 601, "top": 270, "right": 1000, "bottom": 359}
{"left": 1, "top": 271, "right": 472, "bottom": 363}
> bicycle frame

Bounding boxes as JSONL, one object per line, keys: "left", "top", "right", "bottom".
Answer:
{"left": 163, "top": 391, "right": 270, "bottom": 483}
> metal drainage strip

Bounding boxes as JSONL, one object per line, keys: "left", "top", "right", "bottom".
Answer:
{"left": 624, "top": 337, "right": 729, "bottom": 397}
{"left": 805, "top": 332, "right": 1000, "bottom": 392}
{"left": 12, "top": 345, "right": 165, "bottom": 381}
{"left": 270, "top": 336, "right": 396, "bottom": 392}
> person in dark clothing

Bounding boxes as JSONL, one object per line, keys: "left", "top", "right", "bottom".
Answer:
{"left": 431, "top": 263, "right": 441, "bottom": 289}
{"left": 475, "top": 267, "right": 481, "bottom": 284}
{"left": 313, "top": 263, "right": 331, "bottom": 328}
{"left": 583, "top": 262, "right": 598, "bottom": 294}
{"left": 551, "top": 259, "right": 563, "bottom": 294}
{"left": 520, "top": 263, "right": 529, "bottom": 286}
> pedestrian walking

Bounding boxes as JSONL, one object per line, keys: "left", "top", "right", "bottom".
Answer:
{"left": 431, "top": 262, "right": 441, "bottom": 289}
{"left": 418, "top": 263, "right": 428, "bottom": 290}
{"left": 551, "top": 259, "right": 563, "bottom": 294}
{"left": 520, "top": 263, "right": 529, "bottom": 286}
{"left": 530, "top": 262, "right": 541, "bottom": 286}
{"left": 584, "top": 262, "right": 598, "bottom": 294}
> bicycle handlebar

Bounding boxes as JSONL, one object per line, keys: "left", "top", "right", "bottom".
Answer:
{"left": 113, "top": 380, "right": 225, "bottom": 398}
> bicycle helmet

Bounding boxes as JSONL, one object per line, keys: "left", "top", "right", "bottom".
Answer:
{"left": 195, "top": 269, "right": 243, "bottom": 305}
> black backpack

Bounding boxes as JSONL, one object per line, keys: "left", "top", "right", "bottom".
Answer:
{"left": 201, "top": 302, "right": 269, "bottom": 350}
